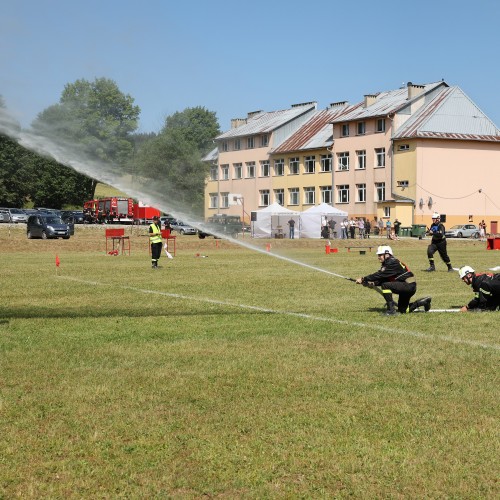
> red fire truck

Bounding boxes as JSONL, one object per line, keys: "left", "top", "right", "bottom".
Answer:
{"left": 83, "top": 197, "right": 160, "bottom": 224}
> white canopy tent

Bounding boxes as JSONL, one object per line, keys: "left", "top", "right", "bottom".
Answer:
{"left": 252, "top": 202, "right": 300, "bottom": 238}
{"left": 300, "top": 203, "right": 348, "bottom": 239}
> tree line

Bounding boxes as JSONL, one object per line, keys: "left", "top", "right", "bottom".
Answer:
{"left": 0, "top": 78, "right": 220, "bottom": 215}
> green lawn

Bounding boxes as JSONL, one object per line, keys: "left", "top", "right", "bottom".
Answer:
{"left": 1, "top": 226, "right": 498, "bottom": 498}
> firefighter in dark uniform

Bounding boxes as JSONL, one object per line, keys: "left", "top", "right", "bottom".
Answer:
{"left": 426, "top": 212, "right": 453, "bottom": 272}
{"left": 356, "top": 245, "right": 431, "bottom": 315}
{"left": 149, "top": 216, "right": 163, "bottom": 269}
{"left": 459, "top": 266, "right": 500, "bottom": 312}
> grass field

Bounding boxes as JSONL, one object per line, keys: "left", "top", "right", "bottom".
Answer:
{"left": 1, "top": 224, "right": 498, "bottom": 498}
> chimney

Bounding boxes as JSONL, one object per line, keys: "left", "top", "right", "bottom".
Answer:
{"left": 247, "top": 110, "right": 263, "bottom": 118}
{"left": 407, "top": 82, "right": 424, "bottom": 100}
{"left": 364, "top": 94, "right": 377, "bottom": 107}
{"left": 291, "top": 101, "right": 317, "bottom": 109}
{"left": 329, "top": 101, "right": 348, "bottom": 108}
{"left": 231, "top": 118, "right": 247, "bottom": 129}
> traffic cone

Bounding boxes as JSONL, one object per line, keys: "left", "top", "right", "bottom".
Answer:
{"left": 325, "top": 245, "right": 330, "bottom": 254}
{"left": 266, "top": 243, "right": 271, "bottom": 252}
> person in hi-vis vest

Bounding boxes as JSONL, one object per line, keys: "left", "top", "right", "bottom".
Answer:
{"left": 149, "top": 216, "right": 163, "bottom": 269}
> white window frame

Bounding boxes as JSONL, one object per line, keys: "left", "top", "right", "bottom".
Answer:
{"left": 375, "top": 182, "right": 386, "bottom": 201}
{"left": 289, "top": 188, "right": 299, "bottom": 205}
{"left": 341, "top": 123, "right": 350, "bottom": 137}
{"left": 337, "top": 185, "right": 350, "bottom": 204}
{"left": 209, "top": 193, "right": 218, "bottom": 209}
{"left": 274, "top": 159, "right": 285, "bottom": 176}
{"left": 274, "top": 189, "right": 284, "bottom": 205}
{"left": 304, "top": 186, "right": 315, "bottom": 205}
{"left": 356, "top": 150, "right": 366, "bottom": 170}
{"left": 337, "top": 152, "right": 349, "bottom": 171}
{"left": 261, "top": 134, "right": 269, "bottom": 147}
{"left": 222, "top": 141, "right": 228, "bottom": 152}
{"left": 209, "top": 165, "right": 218, "bottom": 181}
{"left": 289, "top": 157, "right": 300, "bottom": 175}
{"left": 247, "top": 136, "right": 254, "bottom": 149}
{"left": 356, "top": 183, "right": 366, "bottom": 202}
{"left": 320, "top": 154, "right": 332, "bottom": 172}
{"left": 234, "top": 138, "right": 241, "bottom": 150}
{"left": 259, "top": 189, "right": 270, "bottom": 207}
{"left": 320, "top": 185, "right": 332, "bottom": 204}
{"left": 221, "top": 164, "right": 229, "bottom": 180}
{"left": 376, "top": 118, "right": 386, "bottom": 133}
{"left": 260, "top": 160, "right": 270, "bottom": 177}
{"left": 384, "top": 206, "right": 391, "bottom": 217}
{"left": 233, "top": 163, "right": 242, "bottom": 179}
{"left": 375, "top": 148, "right": 386, "bottom": 167}
{"left": 357, "top": 121, "right": 366, "bottom": 135}
{"left": 304, "top": 156, "right": 316, "bottom": 174}
{"left": 220, "top": 192, "right": 229, "bottom": 208}
{"left": 246, "top": 161, "right": 255, "bottom": 178}
{"left": 398, "top": 144, "right": 410, "bottom": 151}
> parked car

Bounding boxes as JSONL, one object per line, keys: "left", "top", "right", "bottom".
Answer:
{"left": 445, "top": 224, "right": 480, "bottom": 238}
{"left": 61, "top": 210, "right": 85, "bottom": 224}
{"left": 0, "top": 209, "right": 10, "bottom": 223}
{"left": 27, "top": 214, "right": 71, "bottom": 239}
{"left": 170, "top": 219, "right": 197, "bottom": 235}
{"left": 198, "top": 214, "right": 243, "bottom": 239}
{"left": 6, "top": 208, "right": 28, "bottom": 223}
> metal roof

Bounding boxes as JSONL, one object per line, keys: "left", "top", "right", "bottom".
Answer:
{"left": 216, "top": 103, "right": 317, "bottom": 140}
{"left": 393, "top": 86, "right": 500, "bottom": 141}
{"left": 330, "top": 81, "right": 445, "bottom": 122}
{"left": 271, "top": 105, "right": 354, "bottom": 153}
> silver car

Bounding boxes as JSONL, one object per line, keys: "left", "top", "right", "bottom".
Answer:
{"left": 7, "top": 208, "right": 28, "bottom": 223}
{"left": 170, "top": 220, "right": 197, "bottom": 235}
{"left": 445, "top": 224, "right": 480, "bottom": 238}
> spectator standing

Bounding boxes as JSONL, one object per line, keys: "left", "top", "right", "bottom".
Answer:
{"left": 377, "top": 218, "right": 384, "bottom": 237}
{"left": 288, "top": 218, "right": 296, "bottom": 239}
{"left": 365, "top": 219, "right": 371, "bottom": 238}
{"left": 341, "top": 219, "right": 348, "bottom": 239}
{"left": 479, "top": 220, "right": 486, "bottom": 241}
{"left": 358, "top": 218, "right": 365, "bottom": 239}
{"left": 386, "top": 219, "right": 392, "bottom": 239}
{"left": 394, "top": 219, "right": 401, "bottom": 237}
{"left": 349, "top": 218, "right": 356, "bottom": 239}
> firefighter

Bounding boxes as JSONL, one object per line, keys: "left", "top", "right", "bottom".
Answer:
{"left": 459, "top": 266, "right": 500, "bottom": 312}
{"left": 149, "top": 215, "right": 163, "bottom": 269}
{"left": 356, "top": 245, "right": 431, "bottom": 315}
{"left": 425, "top": 212, "right": 453, "bottom": 272}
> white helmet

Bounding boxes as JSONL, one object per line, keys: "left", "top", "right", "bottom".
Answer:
{"left": 376, "top": 245, "right": 393, "bottom": 256}
{"left": 459, "top": 266, "right": 475, "bottom": 279}
{"left": 432, "top": 212, "right": 440, "bottom": 219}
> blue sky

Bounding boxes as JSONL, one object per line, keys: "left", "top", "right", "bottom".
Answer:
{"left": 2, "top": 0, "right": 500, "bottom": 134}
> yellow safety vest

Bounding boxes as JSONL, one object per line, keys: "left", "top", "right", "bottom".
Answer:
{"left": 149, "top": 223, "right": 162, "bottom": 244}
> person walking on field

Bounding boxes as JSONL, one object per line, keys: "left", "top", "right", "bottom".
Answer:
{"left": 425, "top": 212, "right": 453, "bottom": 272}
{"left": 149, "top": 215, "right": 163, "bottom": 269}
{"left": 355, "top": 245, "right": 431, "bottom": 315}
{"left": 458, "top": 266, "right": 500, "bottom": 312}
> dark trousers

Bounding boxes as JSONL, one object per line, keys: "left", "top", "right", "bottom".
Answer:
{"left": 381, "top": 281, "right": 417, "bottom": 313}
{"left": 151, "top": 242, "right": 162, "bottom": 264}
{"left": 427, "top": 240, "right": 450, "bottom": 265}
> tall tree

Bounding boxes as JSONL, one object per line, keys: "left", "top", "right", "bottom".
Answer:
{"left": 32, "top": 78, "right": 140, "bottom": 199}
{"left": 134, "top": 107, "right": 220, "bottom": 215}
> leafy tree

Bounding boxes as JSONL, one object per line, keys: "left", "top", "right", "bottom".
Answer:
{"left": 134, "top": 107, "right": 220, "bottom": 215}
{"left": 32, "top": 77, "right": 140, "bottom": 199}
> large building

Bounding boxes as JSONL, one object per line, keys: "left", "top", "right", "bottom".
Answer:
{"left": 204, "top": 81, "right": 500, "bottom": 232}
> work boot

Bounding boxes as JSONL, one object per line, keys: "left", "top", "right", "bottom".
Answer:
{"left": 447, "top": 266, "right": 454, "bottom": 272}
{"left": 410, "top": 297, "right": 432, "bottom": 312}
{"left": 425, "top": 265, "right": 435, "bottom": 272}
{"left": 423, "top": 297, "right": 432, "bottom": 311}
{"left": 385, "top": 302, "right": 398, "bottom": 316}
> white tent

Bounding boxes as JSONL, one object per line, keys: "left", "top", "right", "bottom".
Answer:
{"left": 300, "top": 203, "right": 348, "bottom": 239}
{"left": 252, "top": 202, "right": 300, "bottom": 238}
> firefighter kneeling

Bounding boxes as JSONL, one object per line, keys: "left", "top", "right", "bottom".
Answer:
{"left": 356, "top": 245, "right": 432, "bottom": 315}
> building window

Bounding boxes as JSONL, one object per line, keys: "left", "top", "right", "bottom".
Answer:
{"left": 384, "top": 206, "right": 391, "bottom": 217}
{"left": 357, "top": 121, "right": 366, "bottom": 135}
{"left": 289, "top": 188, "right": 299, "bottom": 205}
{"left": 375, "top": 148, "right": 386, "bottom": 167}
{"left": 274, "top": 159, "right": 285, "bottom": 176}
{"left": 356, "top": 150, "right": 366, "bottom": 170}
{"left": 246, "top": 162, "right": 255, "bottom": 178}
{"left": 304, "top": 187, "right": 315, "bottom": 205}
{"left": 398, "top": 144, "right": 410, "bottom": 151}
{"left": 341, "top": 123, "right": 350, "bottom": 137}
{"left": 304, "top": 156, "right": 316, "bottom": 174}
{"left": 376, "top": 119, "right": 386, "bottom": 133}
{"left": 247, "top": 136, "right": 254, "bottom": 149}
{"left": 375, "top": 182, "right": 386, "bottom": 201}
{"left": 234, "top": 138, "right": 241, "bottom": 150}
{"left": 320, "top": 154, "right": 332, "bottom": 172}
{"left": 320, "top": 185, "right": 332, "bottom": 204}
{"left": 209, "top": 193, "right": 218, "bottom": 209}
{"left": 261, "top": 134, "right": 269, "bottom": 147}
{"left": 274, "top": 189, "right": 284, "bottom": 205}
{"left": 356, "top": 183, "right": 366, "bottom": 202}
{"left": 259, "top": 189, "right": 270, "bottom": 207}
{"left": 210, "top": 165, "right": 218, "bottom": 181}
{"left": 289, "top": 157, "right": 300, "bottom": 175}
{"left": 222, "top": 141, "right": 228, "bottom": 152}
{"left": 397, "top": 180, "right": 409, "bottom": 188}
{"left": 337, "top": 185, "right": 350, "bottom": 204}
{"left": 220, "top": 192, "right": 229, "bottom": 208}
{"left": 260, "top": 160, "right": 270, "bottom": 177}
{"left": 233, "top": 163, "right": 242, "bottom": 179}
{"left": 221, "top": 164, "right": 229, "bottom": 180}
{"left": 337, "top": 152, "right": 349, "bottom": 171}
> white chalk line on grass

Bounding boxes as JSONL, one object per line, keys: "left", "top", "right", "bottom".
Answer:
{"left": 59, "top": 276, "right": 499, "bottom": 352}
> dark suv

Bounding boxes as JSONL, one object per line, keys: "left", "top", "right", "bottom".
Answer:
{"left": 27, "top": 214, "right": 71, "bottom": 239}
{"left": 198, "top": 215, "right": 242, "bottom": 239}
